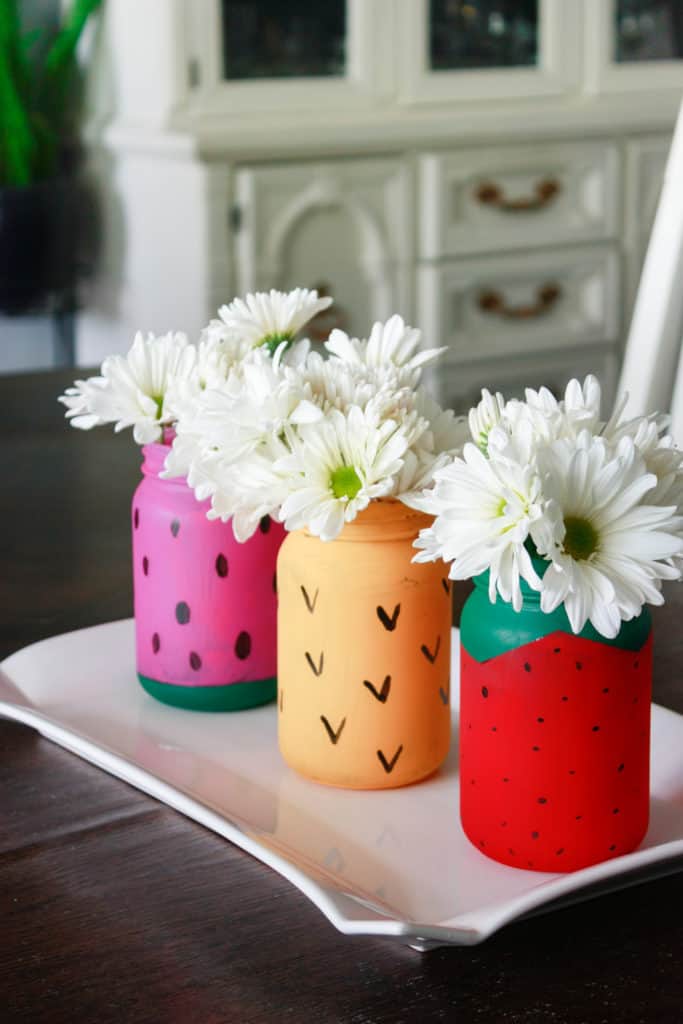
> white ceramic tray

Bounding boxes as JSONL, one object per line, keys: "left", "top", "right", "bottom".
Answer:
{"left": 1, "top": 620, "right": 682, "bottom": 950}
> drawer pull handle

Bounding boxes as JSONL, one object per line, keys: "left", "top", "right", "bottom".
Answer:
{"left": 478, "top": 283, "right": 561, "bottom": 320}
{"left": 475, "top": 178, "right": 560, "bottom": 212}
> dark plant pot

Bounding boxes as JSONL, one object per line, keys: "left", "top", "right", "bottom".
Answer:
{"left": 0, "top": 177, "right": 94, "bottom": 316}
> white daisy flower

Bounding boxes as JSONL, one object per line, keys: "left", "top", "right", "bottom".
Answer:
{"left": 414, "top": 440, "right": 552, "bottom": 611}
{"left": 468, "top": 389, "right": 506, "bottom": 452}
{"left": 535, "top": 432, "right": 683, "bottom": 637}
{"left": 277, "top": 405, "right": 413, "bottom": 541}
{"left": 216, "top": 288, "right": 332, "bottom": 354}
{"left": 59, "top": 331, "right": 195, "bottom": 444}
{"left": 325, "top": 315, "right": 446, "bottom": 390}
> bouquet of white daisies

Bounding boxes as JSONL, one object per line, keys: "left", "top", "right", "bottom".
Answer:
{"left": 58, "top": 288, "right": 333, "bottom": 444}
{"left": 414, "top": 377, "right": 683, "bottom": 639}
{"left": 59, "top": 287, "right": 465, "bottom": 544}
{"left": 164, "top": 310, "right": 465, "bottom": 543}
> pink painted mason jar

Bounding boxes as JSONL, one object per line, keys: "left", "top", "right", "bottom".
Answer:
{"left": 132, "top": 443, "right": 285, "bottom": 711}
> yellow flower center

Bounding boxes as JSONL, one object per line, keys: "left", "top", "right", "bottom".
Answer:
{"left": 563, "top": 515, "right": 599, "bottom": 561}
{"left": 330, "top": 465, "right": 362, "bottom": 500}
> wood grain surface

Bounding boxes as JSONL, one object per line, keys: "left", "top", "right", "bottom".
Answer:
{"left": 1, "top": 369, "right": 682, "bottom": 1024}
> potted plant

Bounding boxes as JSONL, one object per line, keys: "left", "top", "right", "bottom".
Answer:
{"left": 0, "top": 0, "right": 102, "bottom": 314}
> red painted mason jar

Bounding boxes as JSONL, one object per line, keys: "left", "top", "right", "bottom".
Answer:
{"left": 459, "top": 567, "right": 652, "bottom": 873}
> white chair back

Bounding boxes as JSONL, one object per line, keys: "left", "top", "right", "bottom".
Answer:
{"left": 619, "top": 99, "right": 683, "bottom": 443}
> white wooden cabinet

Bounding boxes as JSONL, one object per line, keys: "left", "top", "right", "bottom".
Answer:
{"left": 79, "top": 0, "right": 683, "bottom": 412}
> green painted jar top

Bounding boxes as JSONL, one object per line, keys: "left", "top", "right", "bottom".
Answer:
{"left": 460, "top": 558, "right": 652, "bottom": 662}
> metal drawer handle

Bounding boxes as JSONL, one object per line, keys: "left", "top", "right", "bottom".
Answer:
{"left": 475, "top": 177, "right": 561, "bottom": 212}
{"left": 478, "top": 283, "right": 562, "bottom": 320}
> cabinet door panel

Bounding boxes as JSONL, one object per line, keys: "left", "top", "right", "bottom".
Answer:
{"left": 420, "top": 142, "right": 619, "bottom": 258}
{"left": 418, "top": 244, "right": 620, "bottom": 366}
{"left": 234, "top": 159, "right": 413, "bottom": 340}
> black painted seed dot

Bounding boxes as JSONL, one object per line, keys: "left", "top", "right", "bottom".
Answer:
{"left": 633, "top": 697, "right": 639, "bottom": 704}
{"left": 609, "top": 844, "right": 616, "bottom": 851}
{"left": 175, "top": 601, "right": 190, "bottom": 625}
{"left": 602, "top": 687, "right": 609, "bottom": 693}
{"left": 470, "top": 778, "right": 476, "bottom": 786}
{"left": 134, "top": 508, "right": 139, "bottom": 529}
{"left": 503, "top": 777, "right": 510, "bottom": 783}
{"left": 508, "top": 849, "right": 516, "bottom": 856}
{"left": 556, "top": 849, "right": 564, "bottom": 856}
{"left": 575, "top": 815, "right": 582, "bottom": 820}
{"left": 569, "top": 770, "right": 576, "bottom": 775}
{"left": 189, "top": 651, "right": 202, "bottom": 671}
{"left": 537, "top": 717, "right": 545, "bottom": 723}
{"left": 532, "top": 746, "right": 540, "bottom": 752}
{"left": 613, "top": 808, "right": 620, "bottom": 814}
{"left": 634, "top": 660, "right": 639, "bottom": 669}
{"left": 170, "top": 519, "right": 180, "bottom": 537}
{"left": 538, "top": 797, "right": 547, "bottom": 804}
{"left": 235, "top": 631, "right": 251, "bottom": 659}
{"left": 501, "top": 821, "right": 508, "bottom": 827}
{"left": 216, "top": 553, "right": 228, "bottom": 578}
{"left": 152, "top": 633, "right": 160, "bottom": 654}
{"left": 618, "top": 763, "right": 625, "bottom": 772}
{"left": 491, "top": 726, "right": 497, "bottom": 732}
{"left": 142, "top": 556, "right": 149, "bottom": 576}
{"left": 524, "top": 662, "right": 531, "bottom": 672}
{"left": 561, "top": 696, "right": 569, "bottom": 702}
{"left": 259, "top": 515, "right": 271, "bottom": 534}
{"left": 576, "top": 661, "right": 583, "bottom": 670}
{"left": 592, "top": 725, "right": 600, "bottom": 732}
{"left": 481, "top": 686, "right": 489, "bottom": 698}
{"left": 553, "top": 647, "right": 561, "bottom": 653}
{"left": 531, "top": 831, "right": 539, "bottom": 840}
{"left": 479, "top": 840, "right": 485, "bottom": 848}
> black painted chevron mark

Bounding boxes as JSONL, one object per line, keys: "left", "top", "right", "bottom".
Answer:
{"left": 377, "top": 603, "right": 400, "bottom": 631}
{"left": 439, "top": 686, "right": 449, "bottom": 706}
{"left": 421, "top": 636, "right": 441, "bottom": 664}
{"left": 363, "top": 675, "right": 391, "bottom": 703}
{"left": 305, "top": 651, "right": 324, "bottom": 676}
{"left": 320, "top": 715, "right": 346, "bottom": 744}
{"left": 300, "top": 584, "right": 318, "bottom": 614}
{"left": 441, "top": 578, "right": 450, "bottom": 596}
{"left": 377, "top": 745, "right": 403, "bottom": 774}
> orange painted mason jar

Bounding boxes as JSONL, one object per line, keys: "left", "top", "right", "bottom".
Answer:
{"left": 276, "top": 499, "right": 452, "bottom": 789}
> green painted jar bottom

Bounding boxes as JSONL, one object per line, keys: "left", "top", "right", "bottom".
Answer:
{"left": 138, "top": 674, "right": 277, "bottom": 711}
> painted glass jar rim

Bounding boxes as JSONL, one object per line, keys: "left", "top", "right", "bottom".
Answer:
{"left": 304, "top": 497, "right": 433, "bottom": 543}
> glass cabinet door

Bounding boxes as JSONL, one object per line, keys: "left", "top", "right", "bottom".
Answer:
{"left": 614, "top": 0, "right": 683, "bottom": 62}
{"left": 220, "top": 1, "right": 347, "bottom": 80}
{"left": 429, "top": 0, "right": 539, "bottom": 72}
{"left": 399, "top": 0, "right": 577, "bottom": 104}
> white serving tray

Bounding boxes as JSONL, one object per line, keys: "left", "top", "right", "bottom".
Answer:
{"left": 1, "top": 621, "right": 682, "bottom": 950}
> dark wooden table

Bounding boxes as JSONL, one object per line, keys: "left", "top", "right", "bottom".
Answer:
{"left": 2, "top": 369, "right": 683, "bottom": 1024}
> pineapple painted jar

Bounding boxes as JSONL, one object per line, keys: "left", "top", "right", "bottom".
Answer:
{"left": 459, "top": 568, "right": 652, "bottom": 873}
{"left": 276, "top": 499, "right": 452, "bottom": 789}
{"left": 132, "top": 443, "right": 285, "bottom": 711}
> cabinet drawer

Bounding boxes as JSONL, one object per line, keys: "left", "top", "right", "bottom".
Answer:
{"left": 418, "top": 245, "right": 620, "bottom": 366}
{"left": 436, "top": 346, "right": 620, "bottom": 418}
{"left": 419, "top": 142, "right": 620, "bottom": 259}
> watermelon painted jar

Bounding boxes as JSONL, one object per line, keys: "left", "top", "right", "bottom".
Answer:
{"left": 276, "top": 499, "right": 452, "bottom": 789}
{"left": 459, "top": 567, "right": 652, "bottom": 873}
{"left": 132, "top": 443, "right": 285, "bottom": 710}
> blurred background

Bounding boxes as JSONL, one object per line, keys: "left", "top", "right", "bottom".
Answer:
{"left": 2, "top": 0, "right": 683, "bottom": 411}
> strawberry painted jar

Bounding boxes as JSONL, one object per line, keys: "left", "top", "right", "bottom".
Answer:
{"left": 459, "top": 568, "right": 652, "bottom": 873}
{"left": 132, "top": 443, "right": 285, "bottom": 710}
